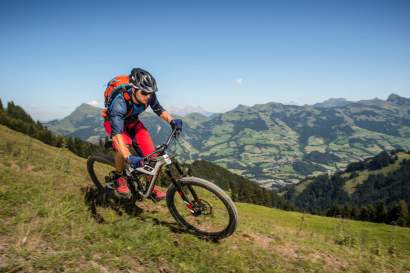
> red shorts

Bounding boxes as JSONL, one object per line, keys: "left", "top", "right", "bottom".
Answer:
{"left": 104, "top": 120, "right": 155, "bottom": 157}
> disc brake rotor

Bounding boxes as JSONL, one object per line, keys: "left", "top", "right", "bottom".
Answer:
{"left": 192, "top": 199, "right": 212, "bottom": 216}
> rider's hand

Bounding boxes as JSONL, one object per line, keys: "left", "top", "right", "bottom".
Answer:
{"left": 127, "top": 155, "right": 144, "bottom": 168}
{"left": 170, "top": 119, "right": 183, "bottom": 131}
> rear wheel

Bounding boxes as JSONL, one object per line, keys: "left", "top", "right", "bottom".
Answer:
{"left": 86, "top": 153, "right": 127, "bottom": 223}
{"left": 87, "top": 153, "right": 115, "bottom": 191}
{"left": 166, "top": 177, "right": 238, "bottom": 240}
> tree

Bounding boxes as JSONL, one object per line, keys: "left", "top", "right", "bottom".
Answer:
{"left": 351, "top": 207, "right": 358, "bottom": 219}
{"left": 359, "top": 205, "right": 376, "bottom": 221}
{"left": 36, "top": 120, "right": 44, "bottom": 129}
{"left": 74, "top": 137, "right": 84, "bottom": 156}
{"left": 387, "top": 200, "right": 409, "bottom": 226}
{"left": 66, "top": 137, "right": 76, "bottom": 154}
{"left": 6, "top": 101, "right": 15, "bottom": 114}
{"left": 375, "top": 201, "right": 387, "bottom": 223}
{"left": 342, "top": 204, "right": 352, "bottom": 218}
{"left": 397, "top": 200, "right": 409, "bottom": 226}
{"left": 0, "top": 97, "right": 3, "bottom": 112}
{"left": 368, "top": 151, "right": 393, "bottom": 170}
{"left": 55, "top": 135, "right": 65, "bottom": 148}
{"left": 326, "top": 205, "right": 340, "bottom": 217}
{"left": 6, "top": 101, "right": 34, "bottom": 123}
{"left": 366, "top": 204, "right": 375, "bottom": 221}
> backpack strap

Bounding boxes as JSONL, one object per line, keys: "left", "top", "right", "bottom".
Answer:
{"left": 106, "top": 86, "right": 134, "bottom": 118}
{"left": 106, "top": 85, "right": 132, "bottom": 107}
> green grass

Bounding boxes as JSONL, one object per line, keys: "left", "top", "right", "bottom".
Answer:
{"left": 1, "top": 124, "right": 410, "bottom": 273}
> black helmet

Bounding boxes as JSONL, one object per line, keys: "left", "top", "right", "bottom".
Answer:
{"left": 129, "top": 68, "right": 158, "bottom": 93}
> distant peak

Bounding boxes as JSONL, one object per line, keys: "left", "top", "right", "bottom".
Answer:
{"left": 387, "top": 93, "right": 409, "bottom": 105}
{"left": 387, "top": 93, "right": 401, "bottom": 100}
{"left": 234, "top": 104, "right": 249, "bottom": 110}
{"left": 326, "top": 98, "right": 347, "bottom": 102}
{"left": 76, "top": 103, "right": 95, "bottom": 110}
{"left": 68, "top": 103, "right": 101, "bottom": 118}
{"left": 313, "top": 98, "right": 352, "bottom": 108}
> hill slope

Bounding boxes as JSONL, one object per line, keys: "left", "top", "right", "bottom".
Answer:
{"left": 1, "top": 125, "right": 410, "bottom": 272}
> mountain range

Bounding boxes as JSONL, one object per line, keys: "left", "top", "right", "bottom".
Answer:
{"left": 44, "top": 94, "right": 410, "bottom": 187}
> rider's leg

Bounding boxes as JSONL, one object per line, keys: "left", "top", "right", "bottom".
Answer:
{"left": 114, "top": 151, "right": 125, "bottom": 172}
{"left": 113, "top": 143, "right": 132, "bottom": 171}
{"left": 113, "top": 137, "right": 132, "bottom": 171}
{"left": 132, "top": 121, "right": 166, "bottom": 200}
{"left": 133, "top": 122, "right": 156, "bottom": 156}
{"left": 104, "top": 120, "right": 132, "bottom": 195}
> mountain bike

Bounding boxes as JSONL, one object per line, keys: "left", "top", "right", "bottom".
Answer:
{"left": 86, "top": 128, "right": 238, "bottom": 240}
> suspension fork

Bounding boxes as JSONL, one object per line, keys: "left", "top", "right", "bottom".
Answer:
{"left": 173, "top": 160, "right": 186, "bottom": 177}
{"left": 166, "top": 164, "right": 200, "bottom": 212}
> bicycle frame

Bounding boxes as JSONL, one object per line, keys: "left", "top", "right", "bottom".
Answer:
{"left": 125, "top": 153, "right": 172, "bottom": 198}
{"left": 124, "top": 128, "right": 191, "bottom": 202}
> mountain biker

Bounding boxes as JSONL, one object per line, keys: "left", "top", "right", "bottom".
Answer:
{"left": 102, "top": 68, "right": 183, "bottom": 200}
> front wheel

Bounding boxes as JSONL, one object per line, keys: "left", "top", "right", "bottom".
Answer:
{"left": 166, "top": 177, "right": 238, "bottom": 240}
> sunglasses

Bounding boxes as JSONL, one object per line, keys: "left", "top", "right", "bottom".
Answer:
{"left": 139, "top": 90, "right": 151, "bottom": 96}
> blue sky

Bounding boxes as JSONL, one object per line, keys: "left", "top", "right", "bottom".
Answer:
{"left": 0, "top": 0, "right": 409, "bottom": 120}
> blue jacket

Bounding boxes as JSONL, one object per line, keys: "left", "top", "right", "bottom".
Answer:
{"left": 108, "top": 88, "right": 165, "bottom": 136}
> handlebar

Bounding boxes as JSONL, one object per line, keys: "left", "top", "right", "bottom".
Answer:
{"left": 142, "top": 128, "right": 180, "bottom": 161}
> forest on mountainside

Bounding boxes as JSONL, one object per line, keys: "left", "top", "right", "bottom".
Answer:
{"left": 285, "top": 150, "right": 410, "bottom": 226}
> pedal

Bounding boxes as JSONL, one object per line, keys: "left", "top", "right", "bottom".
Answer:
{"left": 106, "top": 181, "right": 115, "bottom": 189}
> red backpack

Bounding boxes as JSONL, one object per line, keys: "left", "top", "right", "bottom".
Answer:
{"left": 101, "top": 75, "right": 132, "bottom": 119}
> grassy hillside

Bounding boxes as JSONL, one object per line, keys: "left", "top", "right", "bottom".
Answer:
{"left": 1, "top": 125, "right": 410, "bottom": 273}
